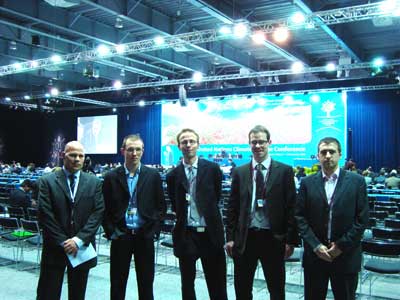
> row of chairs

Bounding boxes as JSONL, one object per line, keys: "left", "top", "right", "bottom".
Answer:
{"left": 0, "top": 216, "right": 41, "bottom": 268}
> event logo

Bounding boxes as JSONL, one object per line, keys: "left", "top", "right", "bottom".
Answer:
{"left": 317, "top": 100, "right": 341, "bottom": 132}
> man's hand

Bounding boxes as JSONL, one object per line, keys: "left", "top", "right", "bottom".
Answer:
{"left": 327, "top": 242, "right": 342, "bottom": 259}
{"left": 63, "top": 239, "right": 78, "bottom": 256}
{"left": 284, "top": 244, "right": 294, "bottom": 259}
{"left": 315, "top": 245, "right": 333, "bottom": 262}
{"left": 224, "top": 241, "right": 234, "bottom": 258}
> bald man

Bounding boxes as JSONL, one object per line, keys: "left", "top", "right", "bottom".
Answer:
{"left": 36, "top": 141, "right": 104, "bottom": 300}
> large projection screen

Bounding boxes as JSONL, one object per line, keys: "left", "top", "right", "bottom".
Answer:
{"left": 161, "top": 92, "right": 347, "bottom": 167}
{"left": 77, "top": 115, "right": 118, "bottom": 154}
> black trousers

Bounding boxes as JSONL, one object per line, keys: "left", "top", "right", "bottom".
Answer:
{"left": 36, "top": 262, "right": 89, "bottom": 300}
{"left": 178, "top": 230, "right": 227, "bottom": 300}
{"left": 110, "top": 233, "right": 155, "bottom": 300}
{"left": 304, "top": 267, "right": 358, "bottom": 300}
{"left": 233, "top": 229, "right": 286, "bottom": 300}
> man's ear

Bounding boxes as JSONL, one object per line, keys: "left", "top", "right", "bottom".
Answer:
{"left": 60, "top": 151, "right": 66, "bottom": 159}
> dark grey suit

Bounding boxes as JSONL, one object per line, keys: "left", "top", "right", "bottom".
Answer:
{"left": 295, "top": 169, "right": 369, "bottom": 300}
{"left": 226, "top": 159, "right": 298, "bottom": 300}
{"left": 37, "top": 170, "right": 104, "bottom": 300}
{"left": 166, "top": 159, "right": 227, "bottom": 300}
{"left": 102, "top": 165, "right": 166, "bottom": 300}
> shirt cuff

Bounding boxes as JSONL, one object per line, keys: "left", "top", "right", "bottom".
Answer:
{"left": 72, "top": 236, "right": 84, "bottom": 248}
{"left": 313, "top": 243, "right": 322, "bottom": 252}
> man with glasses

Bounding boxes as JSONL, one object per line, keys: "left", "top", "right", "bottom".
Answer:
{"left": 225, "top": 125, "right": 298, "bottom": 300}
{"left": 166, "top": 128, "right": 227, "bottom": 300}
{"left": 102, "top": 134, "right": 166, "bottom": 300}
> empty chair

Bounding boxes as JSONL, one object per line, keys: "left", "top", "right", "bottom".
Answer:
{"left": 27, "top": 207, "right": 38, "bottom": 221}
{"left": 396, "top": 212, "right": 400, "bottom": 219}
{"left": 372, "top": 227, "right": 400, "bottom": 241}
{"left": 370, "top": 211, "right": 389, "bottom": 220}
{"left": 20, "top": 218, "right": 42, "bottom": 266}
{"left": 385, "top": 218, "right": 400, "bottom": 229}
{"left": 368, "top": 218, "right": 377, "bottom": 228}
{"left": 7, "top": 206, "right": 26, "bottom": 220}
{"left": 362, "top": 238, "right": 400, "bottom": 296}
{"left": 0, "top": 217, "right": 25, "bottom": 264}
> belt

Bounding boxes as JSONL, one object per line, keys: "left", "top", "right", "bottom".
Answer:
{"left": 126, "top": 227, "right": 144, "bottom": 235}
{"left": 187, "top": 226, "right": 206, "bottom": 233}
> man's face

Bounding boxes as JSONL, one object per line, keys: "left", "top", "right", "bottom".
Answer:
{"left": 63, "top": 142, "right": 85, "bottom": 173}
{"left": 318, "top": 142, "right": 341, "bottom": 172}
{"left": 122, "top": 139, "right": 144, "bottom": 166}
{"left": 178, "top": 131, "right": 199, "bottom": 160}
{"left": 249, "top": 131, "right": 271, "bottom": 163}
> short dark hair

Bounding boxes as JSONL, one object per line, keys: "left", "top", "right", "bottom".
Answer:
{"left": 21, "top": 179, "right": 33, "bottom": 189}
{"left": 176, "top": 128, "right": 199, "bottom": 144}
{"left": 317, "top": 137, "right": 342, "bottom": 154}
{"left": 248, "top": 125, "right": 271, "bottom": 143}
{"left": 121, "top": 134, "right": 143, "bottom": 149}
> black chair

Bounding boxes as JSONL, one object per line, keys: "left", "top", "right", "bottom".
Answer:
{"left": 384, "top": 218, "right": 400, "bottom": 229}
{"left": 370, "top": 211, "right": 389, "bottom": 220}
{"left": 372, "top": 227, "right": 400, "bottom": 241}
{"left": 362, "top": 238, "right": 400, "bottom": 296}
{"left": 27, "top": 207, "right": 38, "bottom": 221}
{"left": 396, "top": 212, "right": 400, "bottom": 220}
{"left": 7, "top": 206, "right": 26, "bottom": 220}
{"left": 0, "top": 217, "right": 25, "bottom": 264}
{"left": 156, "top": 213, "right": 176, "bottom": 266}
{"left": 374, "top": 205, "right": 398, "bottom": 215}
{"left": 368, "top": 218, "right": 377, "bottom": 228}
{"left": 20, "top": 218, "right": 42, "bottom": 266}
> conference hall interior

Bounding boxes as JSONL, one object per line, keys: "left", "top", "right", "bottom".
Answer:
{"left": 0, "top": 0, "right": 399, "bottom": 299}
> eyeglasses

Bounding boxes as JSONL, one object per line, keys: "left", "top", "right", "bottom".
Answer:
{"left": 179, "top": 139, "right": 197, "bottom": 146}
{"left": 250, "top": 140, "right": 269, "bottom": 146}
{"left": 125, "top": 147, "right": 143, "bottom": 153}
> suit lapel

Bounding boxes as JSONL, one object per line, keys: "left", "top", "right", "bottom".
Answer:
{"left": 243, "top": 163, "right": 252, "bottom": 206}
{"left": 116, "top": 166, "right": 130, "bottom": 199}
{"left": 264, "top": 160, "right": 278, "bottom": 196}
{"left": 196, "top": 159, "right": 206, "bottom": 187}
{"left": 313, "top": 171, "right": 328, "bottom": 204}
{"left": 331, "top": 169, "right": 349, "bottom": 206}
{"left": 74, "top": 172, "right": 87, "bottom": 205}
{"left": 136, "top": 165, "right": 149, "bottom": 200}
{"left": 176, "top": 163, "right": 189, "bottom": 192}
{"left": 55, "top": 170, "right": 72, "bottom": 203}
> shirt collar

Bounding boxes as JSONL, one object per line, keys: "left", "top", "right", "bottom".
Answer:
{"left": 124, "top": 163, "right": 141, "bottom": 177}
{"left": 322, "top": 167, "right": 340, "bottom": 181}
{"left": 63, "top": 167, "right": 80, "bottom": 179}
{"left": 183, "top": 157, "right": 198, "bottom": 170}
{"left": 252, "top": 156, "right": 271, "bottom": 170}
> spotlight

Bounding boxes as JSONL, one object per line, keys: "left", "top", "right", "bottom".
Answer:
{"left": 5, "top": 97, "right": 11, "bottom": 101}
{"left": 13, "top": 63, "right": 22, "bottom": 70}
{"left": 97, "top": 44, "right": 110, "bottom": 56}
{"left": 154, "top": 36, "right": 165, "bottom": 46}
{"left": 67, "top": 90, "right": 73, "bottom": 95}
{"left": 24, "top": 95, "right": 30, "bottom": 100}
{"left": 113, "top": 80, "right": 123, "bottom": 89}
{"left": 251, "top": 31, "right": 266, "bottom": 44}
{"left": 50, "top": 55, "right": 62, "bottom": 63}
{"left": 115, "top": 44, "right": 126, "bottom": 54}
{"left": 30, "top": 60, "right": 39, "bottom": 68}
{"left": 112, "top": 108, "right": 117, "bottom": 112}
{"left": 273, "top": 26, "right": 289, "bottom": 43}
{"left": 233, "top": 22, "right": 248, "bottom": 38}
{"left": 219, "top": 25, "right": 232, "bottom": 35}
{"left": 290, "top": 12, "right": 306, "bottom": 25}
{"left": 291, "top": 61, "right": 304, "bottom": 74}
{"left": 192, "top": 71, "right": 203, "bottom": 83}
{"left": 326, "top": 62, "right": 336, "bottom": 72}
{"left": 50, "top": 88, "right": 59, "bottom": 96}
{"left": 115, "top": 17, "right": 123, "bottom": 29}
{"left": 9, "top": 41, "right": 17, "bottom": 51}
{"left": 138, "top": 100, "right": 145, "bottom": 107}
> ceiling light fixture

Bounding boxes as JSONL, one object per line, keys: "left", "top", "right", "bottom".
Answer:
{"left": 115, "top": 17, "right": 123, "bottom": 29}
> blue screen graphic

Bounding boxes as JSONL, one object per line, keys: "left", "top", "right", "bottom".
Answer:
{"left": 161, "top": 92, "right": 347, "bottom": 167}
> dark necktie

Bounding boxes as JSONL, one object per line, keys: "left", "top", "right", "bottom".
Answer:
{"left": 69, "top": 174, "right": 76, "bottom": 195}
{"left": 255, "top": 164, "right": 264, "bottom": 200}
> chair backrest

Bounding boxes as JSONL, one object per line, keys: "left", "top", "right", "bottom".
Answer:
{"left": 362, "top": 238, "right": 400, "bottom": 257}
{"left": 396, "top": 212, "right": 400, "bottom": 220}
{"left": 372, "top": 227, "right": 400, "bottom": 241}
{"left": 20, "top": 218, "right": 40, "bottom": 234}
{"left": 27, "top": 207, "right": 38, "bottom": 221}
{"left": 370, "top": 211, "right": 389, "bottom": 220}
{"left": 0, "top": 216, "right": 20, "bottom": 230}
{"left": 7, "top": 206, "right": 25, "bottom": 219}
{"left": 369, "top": 218, "right": 377, "bottom": 228}
{"left": 385, "top": 218, "right": 400, "bottom": 229}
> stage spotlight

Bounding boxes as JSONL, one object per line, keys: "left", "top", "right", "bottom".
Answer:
{"left": 97, "top": 44, "right": 110, "bottom": 56}
{"left": 326, "top": 62, "right": 336, "bottom": 72}
{"left": 115, "top": 44, "right": 126, "bottom": 54}
{"left": 273, "top": 26, "right": 289, "bottom": 43}
{"left": 233, "top": 22, "right": 248, "bottom": 38}
{"left": 113, "top": 80, "right": 123, "bottom": 89}
{"left": 291, "top": 61, "right": 304, "bottom": 74}
{"left": 154, "top": 36, "right": 165, "bottom": 46}
{"left": 192, "top": 71, "right": 203, "bottom": 83}
{"left": 251, "top": 31, "right": 266, "bottom": 44}
{"left": 290, "top": 12, "right": 306, "bottom": 25}
{"left": 50, "top": 55, "right": 62, "bottom": 63}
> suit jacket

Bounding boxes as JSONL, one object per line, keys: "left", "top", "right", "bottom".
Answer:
{"left": 38, "top": 170, "right": 104, "bottom": 269}
{"left": 295, "top": 169, "right": 369, "bottom": 273}
{"left": 226, "top": 159, "right": 299, "bottom": 256}
{"left": 166, "top": 159, "right": 225, "bottom": 257}
{"left": 102, "top": 165, "right": 166, "bottom": 240}
{"left": 9, "top": 188, "right": 31, "bottom": 209}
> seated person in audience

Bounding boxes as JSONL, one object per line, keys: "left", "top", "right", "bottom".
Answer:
{"left": 385, "top": 170, "right": 400, "bottom": 189}
{"left": 362, "top": 170, "right": 372, "bottom": 185}
{"left": 374, "top": 169, "right": 387, "bottom": 184}
{"left": 9, "top": 179, "right": 34, "bottom": 217}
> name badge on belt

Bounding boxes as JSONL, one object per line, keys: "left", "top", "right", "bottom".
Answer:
{"left": 257, "top": 199, "right": 264, "bottom": 208}
{"left": 185, "top": 193, "right": 191, "bottom": 203}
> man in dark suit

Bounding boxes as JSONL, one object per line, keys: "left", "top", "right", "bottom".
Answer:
{"left": 295, "top": 137, "right": 369, "bottom": 300}
{"left": 102, "top": 134, "right": 166, "bottom": 300}
{"left": 9, "top": 179, "right": 35, "bottom": 217}
{"left": 225, "top": 125, "right": 298, "bottom": 300}
{"left": 166, "top": 128, "right": 227, "bottom": 300}
{"left": 36, "top": 141, "right": 104, "bottom": 300}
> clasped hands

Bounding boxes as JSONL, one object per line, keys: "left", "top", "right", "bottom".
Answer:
{"left": 63, "top": 239, "right": 78, "bottom": 257}
{"left": 315, "top": 242, "right": 342, "bottom": 262}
